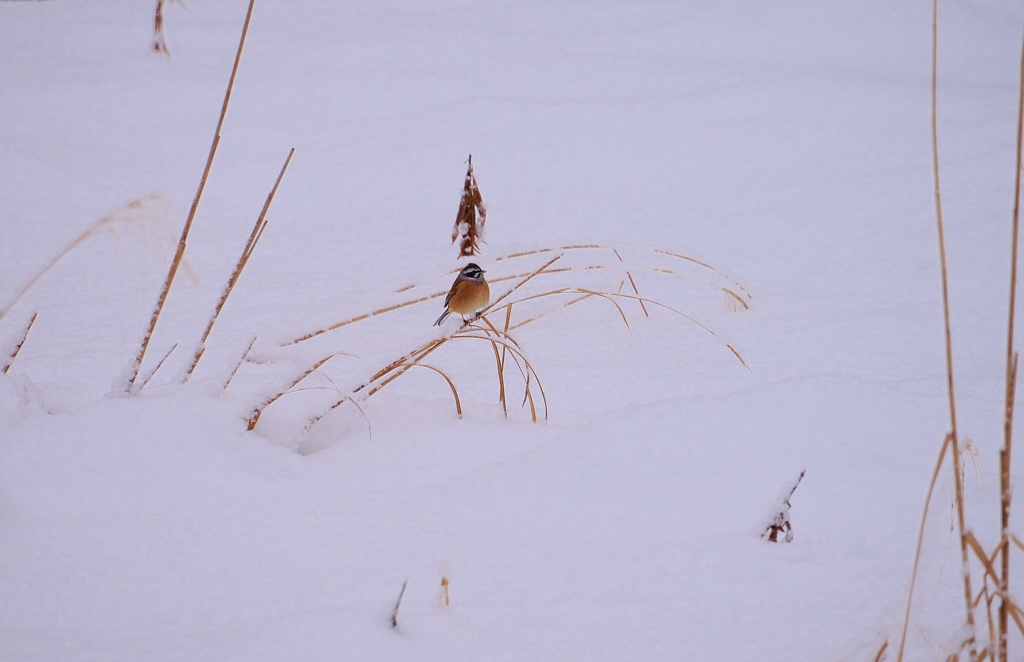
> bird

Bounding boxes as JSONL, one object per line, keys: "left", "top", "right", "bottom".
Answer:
{"left": 434, "top": 263, "right": 490, "bottom": 326}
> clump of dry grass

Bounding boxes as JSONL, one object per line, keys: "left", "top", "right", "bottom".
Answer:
{"left": 893, "top": 3, "right": 1024, "bottom": 661}
{"left": 452, "top": 155, "right": 486, "bottom": 258}
{"left": 248, "top": 236, "right": 752, "bottom": 438}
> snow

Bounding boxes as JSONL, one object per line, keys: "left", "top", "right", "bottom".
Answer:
{"left": 1, "top": 0, "right": 1022, "bottom": 659}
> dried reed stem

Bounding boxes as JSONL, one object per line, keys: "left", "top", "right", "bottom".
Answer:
{"left": 925, "top": 1, "right": 977, "bottom": 657}
{"left": 137, "top": 343, "right": 178, "bottom": 391}
{"left": 899, "top": 434, "right": 954, "bottom": 661}
{"left": 2, "top": 312, "right": 37, "bottom": 375}
{"left": 999, "top": 22, "right": 1024, "bottom": 662}
{"left": 125, "top": 0, "right": 256, "bottom": 394}
{"left": 0, "top": 195, "right": 162, "bottom": 322}
{"left": 247, "top": 352, "right": 350, "bottom": 430}
{"left": 183, "top": 147, "right": 294, "bottom": 380}
{"left": 222, "top": 336, "right": 256, "bottom": 390}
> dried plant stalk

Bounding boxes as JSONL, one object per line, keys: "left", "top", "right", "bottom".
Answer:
{"left": 153, "top": 0, "right": 173, "bottom": 56}
{"left": 137, "top": 343, "right": 178, "bottom": 391}
{"left": 998, "top": 21, "right": 1024, "bottom": 662}
{"left": 247, "top": 352, "right": 351, "bottom": 430}
{"left": 898, "top": 434, "right": 954, "bottom": 661}
{"left": 2, "top": 312, "right": 37, "bottom": 375}
{"left": 452, "top": 155, "right": 486, "bottom": 258}
{"left": 222, "top": 336, "right": 256, "bottom": 390}
{"left": 125, "top": 0, "right": 256, "bottom": 395}
{"left": 183, "top": 148, "right": 294, "bottom": 380}
{"left": 926, "top": 1, "right": 977, "bottom": 656}
{"left": 0, "top": 195, "right": 168, "bottom": 322}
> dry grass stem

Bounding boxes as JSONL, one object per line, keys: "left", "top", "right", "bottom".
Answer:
{"left": 898, "top": 433, "right": 954, "bottom": 661}
{"left": 922, "top": 1, "right": 978, "bottom": 657}
{"left": 452, "top": 155, "right": 486, "bottom": 258}
{"left": 2, "top": 312, "right": 37, "bottom": 375}
{"left": 285, "top": 243, "right": 747, "bottom": 348}
{"left": 222, "top": 336, "right": 256, "bottom": 390}
{"left": 126, "top": 0, "right": 257, "bottom": 394}
{"left": 183, "top": 147, "right": 294, "bottom": 381}
{"left": 0, "top": 195, "right": 169, "bottom": 322}
{"left": 137, "top": 343, "right": 178, "bottom": 391}
{"left": 391, "top": 580, "right": 408, "bottom": 629}
{"left": 998, "top": 22, "right": 1024, "bottom": 662}
{"left": 247, "top": 352, "right": 352, "bottom": 430}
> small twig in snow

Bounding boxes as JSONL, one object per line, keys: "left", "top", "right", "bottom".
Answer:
{"left": 2, "top": 311, "right": 38, "bottom": 375}
{"left": 762, "top": 468, "right": 805, "bottom": 543}
{"left": 391, "top": 579, "right": 409, "bottom": 629}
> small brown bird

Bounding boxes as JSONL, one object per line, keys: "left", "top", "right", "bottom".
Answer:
{"left": 434, "top": 263, "right": 490, "bottom": 326}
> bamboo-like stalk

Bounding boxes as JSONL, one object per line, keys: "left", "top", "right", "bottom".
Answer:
{"left": 182, "top": 148, "right": 294, "bottom": 381}
{"left": 921, "top": 1, "right": 978, "bottom": 658}
{"left": 2, "top": 312, "right": 37, "bottom": 375}
{"left": 124, "top": 0, "right": 257, "bottom": 394}
{"left": 999, "top": 22, "right": 1024, "bottom": 662}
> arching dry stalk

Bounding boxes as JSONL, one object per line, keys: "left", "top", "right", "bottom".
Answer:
{"left": 0, "top": 195, "right": 171, "bottom": 322}
{"left": 246, "top": 352, "right": 354, "bottom": 430}
{"left": 452, "top": 155, "right": 486, "bottom": 258}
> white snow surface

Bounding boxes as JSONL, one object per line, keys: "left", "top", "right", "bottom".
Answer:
{"left": 1, "top": 1, "right": 1022, "bottom": 660}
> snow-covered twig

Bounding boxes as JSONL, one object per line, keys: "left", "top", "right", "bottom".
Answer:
{"left": 762, "top": 468, "right": 805, "bottom": 543}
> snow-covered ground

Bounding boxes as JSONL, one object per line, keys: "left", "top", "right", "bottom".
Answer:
{"left": 1, "top": 1, "right": 1022, "bottom": 659}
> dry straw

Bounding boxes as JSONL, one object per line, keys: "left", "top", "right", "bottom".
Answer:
{"left": 1, "top": 312, "right": 37, "bottom": 375}
{"left": 182, "top": 148, "right": 294, "bottom": 381}
{"left": 125, "top": 0, "right": 257, "bottom": 394}
{"left": 0, "top": 195, "right": 171, "bottom": 323}
{"left": 897, "top": 4, "right": 1024, "bottom": 662}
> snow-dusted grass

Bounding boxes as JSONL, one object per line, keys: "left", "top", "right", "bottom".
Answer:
{"left": 1, "top": 1, "right": 1023, "bottom": 660}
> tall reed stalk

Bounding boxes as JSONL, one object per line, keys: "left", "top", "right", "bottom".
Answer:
{"left": 124, "top": 0, "right": 257, "bottom": 394}
{"left": 998, "top": 21, "right": 1024, "bottom": 662}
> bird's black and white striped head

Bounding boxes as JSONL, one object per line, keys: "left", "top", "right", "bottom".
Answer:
{"left": 460, "top": 263, "right": 485, "bottom": 281}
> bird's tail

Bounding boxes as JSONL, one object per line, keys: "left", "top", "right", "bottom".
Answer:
{"left": 433, "top": 309, "right": 451, "bottom": 326}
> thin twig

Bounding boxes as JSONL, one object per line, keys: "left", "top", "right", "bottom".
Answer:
{"left": 125, "top": 0, "right": 257, "bottom": 394}
{"left": 183, "top": 147, "right": 294, "bottom": 380}
{"left": 2, "top": 311, "right": 38, "bottom": 375}
{"left": 898, "top": 434, "right": 954, "bottom": 661}
{"left": 391, "top": 580, "right": 408, "bottom": 629}
{"left": 222, "top": 335, "right": 256, "bottom": 390}
{"left": 137, "top": 343, "right": 178, "bottom": 391}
